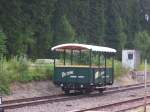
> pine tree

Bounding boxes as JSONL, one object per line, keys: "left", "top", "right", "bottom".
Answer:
{"left": 0, "top": 30, "right": 6, "bottom": 56}
{"left": 134, "top": 31, "right": 150, "bottom": 60}
{"left": 88, "top": 0, "right": 105, "bottom": 45}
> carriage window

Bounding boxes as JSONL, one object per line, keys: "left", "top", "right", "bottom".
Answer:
{"left": 128, "top": 53, "right": 133, "bottom": 60}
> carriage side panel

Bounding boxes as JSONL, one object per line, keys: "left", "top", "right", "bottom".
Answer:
{"left": 53, "top": 67, "right": 93, "bottom": 89}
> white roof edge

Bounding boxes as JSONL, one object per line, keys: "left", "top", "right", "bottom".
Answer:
{"left": 51, "top": 43, "right": 116, "bottom": 53}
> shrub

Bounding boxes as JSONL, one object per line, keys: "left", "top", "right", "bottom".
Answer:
{"left": 0, "top": 56, "right": 54, "bottom": 94}
{"left": 114, "top": 60, "right": 129, "bottom": 79}
{"left": 0, "top": 58, "right": 11, "bottom": 94}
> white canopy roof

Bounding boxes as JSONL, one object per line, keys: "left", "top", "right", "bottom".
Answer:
{"left": 51, "top": 43, "right": 116, "bottom": 53}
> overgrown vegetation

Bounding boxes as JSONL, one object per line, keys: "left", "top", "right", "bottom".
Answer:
{"left": 0, "top": 57, "right": 53, "bottom": 94}
{"left": 1, "top": 0, "right": 150, "bottom": 94}
{"left": 138, "top": 62, "right": 150, "bottom": 71}
{"left": 114, "top": 60, "right": 130, "bottom": 79}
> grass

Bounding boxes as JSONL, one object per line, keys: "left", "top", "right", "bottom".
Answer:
{"left": 0, "top": 56, "right": 53, "bottom": 94}
{"left": 138, "top": 62, "right": 150, "bottom": 71}
{"left": 114, "top": 60, "right": 130, "bottom": 79}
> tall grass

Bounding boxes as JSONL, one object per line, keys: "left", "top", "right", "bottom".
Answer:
{"left": 0, "top": 56, "right": 53, "bottom": 94}
{"left": 114, "top": 60, "right": 129, "bottom": 79}
{"left": 138, "top": 62, "right": 150, "bottom": 71}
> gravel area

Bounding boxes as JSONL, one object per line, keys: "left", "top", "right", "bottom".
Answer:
{"left": 99, "top": 97, "right": 150, "bottom": 112}
{"left": 1, "top": 73, "right": 145, "bottom": 112}
{"left": 5, "top": 85, "right": 150, "bottom": 112}
{"left": 3, "top": 81, "right": 62, "bottom": 101}
{"left": 127, "top": 105, "right": 150, "bottom": 112}
{"left": 2, "top": 75, "right": 136, "bottom": 101}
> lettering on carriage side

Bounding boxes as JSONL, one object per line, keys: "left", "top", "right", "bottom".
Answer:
{"left": 101, "top": 71, "right": 105, "bottom": 75}
{"left": 78, "top": 76, "right": 85, "bottom": 78}
{"left": 95, "top": 71, "right": 100, "bottom": 79}
{"left": 102, "top": 75, "right": 109, "bottom": 78}
{"left": 70, "top": 75, "right": 77, "bottom": 78}
{"left": 70, "top": 75, "right": 85, "bottom": 78}
{"left": 62, "top": 71, "right": 74, "bottom": 78}
{"left": 95, "top": 70, "right": 105, "bottom": 79}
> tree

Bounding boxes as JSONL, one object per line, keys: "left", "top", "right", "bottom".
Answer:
{"left": 125, "top": 0, "right": 141, "bottom": 48}
{"left": 0, "top": 30, "right": 7, "bottom": 56}
{"left": 105, "top": 0, "right": 122, "bottom": 48}
{"left": 0, "top": 0, "right": 57, "bottom": 58}
{"left": 134, "top": 31, "right": 150, "bottom": 60}
{"left": 52, "top": 14, "right": 75, "bottom": 45}
{"left": 87, "top": 0, "right": 105, "bottom": 45}
{"left": 116, "top": 17, "right": 127, "bottom": 50}
{"left": 0, "top": 0, "right": 148, "bottom": 59}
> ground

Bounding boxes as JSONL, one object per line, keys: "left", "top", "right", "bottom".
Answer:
{"left": 127, "top": 106, "right": 150, "bottom": 112}
{"left": 3, "top": 80, "right": 62, "bottom": 101}
{"left": 3, "top": 73, "right": 136, "bottom": 101}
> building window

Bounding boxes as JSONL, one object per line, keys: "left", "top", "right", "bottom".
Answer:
{"left": 128, "top": 53, "right": 133, "bottom": 60}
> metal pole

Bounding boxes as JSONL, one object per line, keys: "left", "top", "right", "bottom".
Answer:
{"left": 0, "top": 96, "right": 4, "bottom": 112}
{"left": 98, "top": 52, "right": 100, "bottom": 68}
{"left": 144, "top": 59, "right": 147, "bottom": 112}
{"left": 89, "top": 49, "right": 92, "bottom": 67}
{"left": 70, "top": 50, "right": 73, "bottom": 65}
{"left": 54, "top": 50, "right": 56, "bottom": 69}
{"left": 112, "top": 54, "right": 114, "bottom": 84}
{"left": 0, "top": 96, "right": 2, "bottom": 105}
{"left": 63, "top": 49, "right": 66, "bottom": 66}
{"left": 79, "top": 50, "right": 81, "bottom": 64}
{"left": 104, "top": 53, "right": 107, "bottom": 85}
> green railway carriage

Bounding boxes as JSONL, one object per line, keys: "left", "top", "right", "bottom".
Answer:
{"left": 51, "top": 43, "right": 116, "bottom": 94}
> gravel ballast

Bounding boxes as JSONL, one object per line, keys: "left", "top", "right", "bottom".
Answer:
{"left": 5, "top": 86, "right": 150, "bottom": 112}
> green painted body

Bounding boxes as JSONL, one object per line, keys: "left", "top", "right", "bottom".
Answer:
{"left": 53, "top": 66, "right": 113, "bottom": 90}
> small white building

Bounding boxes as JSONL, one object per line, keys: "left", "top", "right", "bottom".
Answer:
{"left": 122, "top": 50, "right": 141, "bottom": 69}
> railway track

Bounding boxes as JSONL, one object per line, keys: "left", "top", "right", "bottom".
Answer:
{"left": 1, "top": 82, "right": 150, "bottom": 110}
{"left": 72, "top": 95, "right": 150, "bottom": 112}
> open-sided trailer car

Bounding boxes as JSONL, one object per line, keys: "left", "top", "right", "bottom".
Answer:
{"left": 51, "top": 43, "right": 116, "bottom": 94}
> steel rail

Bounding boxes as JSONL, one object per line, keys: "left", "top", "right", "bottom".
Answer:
{"left": 72, "top": 95, "right": 150, "bottom": 112}
{"left": 1, "top": 82, "right": 150, "bottom": 110}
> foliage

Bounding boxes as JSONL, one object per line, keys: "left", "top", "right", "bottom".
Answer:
{"left": 53, "top": 15, "right": 75, "bottom": 44}
{"left": 0, "top": 57, "right": 53, "bottom": 94}
{"left": 114, "top": 60, "right": 129, "bottom": 79}
{"left": 134, "top": 31, "right": 150, "bottom": 60}
{"left": 0, "top": 30, "right": 7, "bottom": 56}
{"left": 0, "top": 0, "right": 149, "bottom": 60}
{"left": 138, "top": 62, "right": 150, "bottom": 71}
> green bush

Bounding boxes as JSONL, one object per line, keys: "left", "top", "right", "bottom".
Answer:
{"left": 0, "top": 59, "right": 11, "bottom": 94}
{"left": 114, "top": 60, "right": 129, "bottom": 79}
{"left": 138, "top": 62, "right": 150, "bottom": 71}
{"left": 0, "top": 56, "right": 54, "bottom": 94}
{"left": 114, "top": 60, "right": 122, "bottom": 78}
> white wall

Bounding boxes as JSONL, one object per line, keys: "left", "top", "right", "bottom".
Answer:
{"left": 122, "top": 50, "right": 140, "bottom": 69}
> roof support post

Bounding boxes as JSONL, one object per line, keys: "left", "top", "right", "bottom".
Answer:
{"left": 98, "top": 52, "right": 101, "bottom": 69}
{"left": 63, "top": 49, "right": 66, "bottom": 66}
{"left": 112, "top": 54, "right": 114, "bottom": 84}
{"left": 54, "top": 50, "right": 56, "bottom": 69}
{"left": 79, "top": 50, "right": 81, "bottom": 64}
{"left": 104, "top": 53, "right": 107, "bottom": 85}
{"left": 70, "top": 50, "right": 73, "bottom": 65}
{"left": 89, "top": 49, "right": 92, "bottom": 67}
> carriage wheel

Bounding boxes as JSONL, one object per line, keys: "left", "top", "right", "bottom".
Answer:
{"left": 80, "top": 89, "right": 91, "bottom": 94}
{"left": 64, "top": 90, "right": 70, "bottom": 94}
{"left": 98, "top": 88, "right": 105, "bottom": 94}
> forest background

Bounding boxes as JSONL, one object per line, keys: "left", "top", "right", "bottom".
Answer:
{"left": 0, "top": 0, "right": 150, "bottom": 60}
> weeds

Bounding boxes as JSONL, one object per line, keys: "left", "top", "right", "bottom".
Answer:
{"left": 0, "top": 56, "right": 53, "bottom": 94}
{"left": 114, "top": 60, "right": 130, "bottom": 79}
